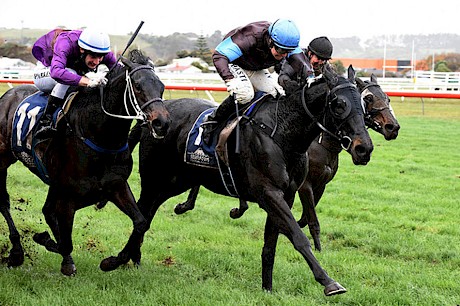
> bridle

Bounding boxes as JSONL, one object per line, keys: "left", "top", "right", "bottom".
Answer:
{"left": 75, "top": 64, "right": 164, "bottom": 154}
{"left": 300, "top": 78, "right": 356, "bottom": 150}
{"left": 100, "top": 65, "right": 163, "bottom": 122}
{"left": 360, "top": 82, "right": 391, "bottom": 130}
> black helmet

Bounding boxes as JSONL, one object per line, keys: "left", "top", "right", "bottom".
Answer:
{"left": 308, "top": 36, "right": 333, "bottom": 60}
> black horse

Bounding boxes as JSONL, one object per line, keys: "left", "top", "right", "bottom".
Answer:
{"left": 0, "top": 50, "right": 170, "bottom": 276}
{"left": 173, "top": 69, "right": 400, "bottom": 252}
{"left": 128, "top": 65, "right": 373, "bottom": 296}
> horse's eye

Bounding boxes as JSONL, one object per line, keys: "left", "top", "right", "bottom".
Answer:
{"left": 364, "top": 94, "right": 373, "bottom": 102}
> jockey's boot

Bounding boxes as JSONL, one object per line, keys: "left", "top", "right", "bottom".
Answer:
{"left": 34, "top": 95, "right": 63, "bottom": 141}
{"left": 201, "top": 95, "right": 235, "bottom": 145}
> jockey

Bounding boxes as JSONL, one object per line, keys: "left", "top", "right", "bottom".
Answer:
{"left": 278, "top": 36, "right": 334, "bottom": 91}
{"left": 32, "top": 28, "right": 118, "bottom": 139}
{"left": 201, "top": 19, "right": 313, "bottom": 144}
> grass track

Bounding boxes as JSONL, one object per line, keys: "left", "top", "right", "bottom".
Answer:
{"left": 0, "top": 85, "right": 459, "bottom": 305}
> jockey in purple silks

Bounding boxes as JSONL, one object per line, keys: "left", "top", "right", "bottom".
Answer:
{"left": 32, "top": 28, "right": 118, "bottom": 139}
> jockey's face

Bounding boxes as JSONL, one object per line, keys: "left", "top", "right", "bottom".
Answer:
{"left": 271, "top": 46, "right": 289, "bottom": 61}
{"left": 81, "top": 48, "right": 105, "bottom": 70}
{"left": 309, "top": 51, "right": 327, "bottom": 70}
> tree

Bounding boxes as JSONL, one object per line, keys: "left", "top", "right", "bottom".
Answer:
{"left": 331, "top": 60, "right": 345, "bottom": 75}
{"left": 435, "top": 61, "right": 451, "bottom": 72}
{"left": 192, "top": 34, "right": 213, "bottom": 65}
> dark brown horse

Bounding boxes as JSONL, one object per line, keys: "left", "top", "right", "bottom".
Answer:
{"left": 0, "top": 50, "right": 170, "bottom": 275}
{"left": 295, "top": 73, "right": 400, "bottom": 250}
{"left": 128, "top": 65, "right": 373, "bottom": 295}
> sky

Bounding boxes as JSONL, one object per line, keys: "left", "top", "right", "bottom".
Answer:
{"left": 1, "top": 0, "right": 458, "bottom": 46}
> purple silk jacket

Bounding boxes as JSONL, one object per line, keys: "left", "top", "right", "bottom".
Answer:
{"left": 32, "top": 29, "right": 117, "bottom": 86}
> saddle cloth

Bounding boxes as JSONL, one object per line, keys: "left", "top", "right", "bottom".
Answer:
{"left": 184, "top": 108, "right": 219, "bottom": 169}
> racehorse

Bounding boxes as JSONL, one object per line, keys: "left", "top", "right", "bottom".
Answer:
{"left": 0, "top": 50, "right": 170, "bottom": 276}
{"left": 173, "top": 69, "right": 400, "bottom": 252}
{"left": 127, "top": 65, "right": 373, "bottom": 295}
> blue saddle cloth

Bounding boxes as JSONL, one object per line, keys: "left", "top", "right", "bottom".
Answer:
{"left": 11, "top": 91, "right": 50, "bottom": 183}
{"left": 185, "top": 108, "right": 219, "bottom": 169}
{"left": 184, "top": 92, "right": 269, "bottom": 169}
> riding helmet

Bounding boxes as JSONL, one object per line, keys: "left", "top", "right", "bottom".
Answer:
{"left": 78, "top": 28, "right": 111, "bottom": 54}
{"left": 308, "top": 36, "right": 333, "bottom": 59}
{"left": 268, "top": 19, "right": 300, "bottom": 50}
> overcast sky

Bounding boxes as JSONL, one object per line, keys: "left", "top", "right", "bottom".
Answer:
{"left": 1, "top": 0, "right": 458, "bottom": 46}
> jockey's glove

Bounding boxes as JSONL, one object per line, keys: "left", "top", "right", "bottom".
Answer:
{"left": 225, "top": 78, "right": 253, "bottom": 103}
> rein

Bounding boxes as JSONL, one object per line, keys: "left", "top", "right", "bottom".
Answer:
{"left": 74, "top": 64, "right": 161, "bottom": 154}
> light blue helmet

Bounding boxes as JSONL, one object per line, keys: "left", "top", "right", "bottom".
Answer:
{"left": 268, "top": 19, "right": 300, "bottom": 50}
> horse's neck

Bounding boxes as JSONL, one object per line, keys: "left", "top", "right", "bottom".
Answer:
{"left": 71, "top": 82, "right": 131, "bottom": 148}
{"left": 274, "top": 89, "right": 327, "bottom": 154}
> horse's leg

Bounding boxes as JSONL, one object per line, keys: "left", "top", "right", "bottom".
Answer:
{"left": 297, "top": 181, "right": 322, "bottom": 251}
{"left": 174, "top": 186, "right": 199, "bottom": 215}
{"left": 33, "top": 188, "right": 60, "bottom": 254}
{"left": 128, "top": 188, "right": 172, "bottom": 265}
{"left": 0, "top": 169, "right": 24, "bottom": 267}
{"left": 100, "top": 183, "right": 148, "bottom": 272}
{"left": 229, "top": 198, "right": 249, "bottom": 219}
{"left": 261, "top": 189, "right": 346, "bottom": 296}
{"left": 54, "top": 199, "right": 77, "bottom": 276}
{"left": 260, "top": 216, "right": 279, "bottom": 291}
{"left": 34, "top": 188, "right": 76, "bottom": 275}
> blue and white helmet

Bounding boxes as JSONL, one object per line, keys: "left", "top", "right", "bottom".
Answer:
{"left": 268, "top": 19, "right": 300, "bottom": 50}
{"left": 78, "top": 28, "right": 111, "bottom": 54}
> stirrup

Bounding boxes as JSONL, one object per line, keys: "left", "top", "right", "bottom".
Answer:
{"left": 35, "top": 125, "right": 56, "bottom": 140}
{"left": 201, "top": 120, "right": 218, "bottom": 127}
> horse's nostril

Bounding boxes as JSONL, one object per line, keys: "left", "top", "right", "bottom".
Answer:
{"left": 354, "top": 144, "right": 372, "bottom": 156}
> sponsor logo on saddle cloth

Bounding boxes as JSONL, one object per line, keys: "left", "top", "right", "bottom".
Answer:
{"left": 185, "top": 108, "right": 219, "bottom": 169}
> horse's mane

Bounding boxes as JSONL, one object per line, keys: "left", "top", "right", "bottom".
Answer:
{"left": 106, "top": 49, "right": 154, "bottom": 81}
{"left": 127, "top": 49, "right": 154, "bottom": 68}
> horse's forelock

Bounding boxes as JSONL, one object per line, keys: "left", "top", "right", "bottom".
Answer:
{"left": 128, "top": 49, "right": 151, "bottom": 66}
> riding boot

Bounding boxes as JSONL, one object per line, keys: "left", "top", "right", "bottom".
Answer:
{"left": 201, "top": 95, "right": 236, "bottom": 145}
{"left": 35, "top": 95, "right": 63, "bottom": 140}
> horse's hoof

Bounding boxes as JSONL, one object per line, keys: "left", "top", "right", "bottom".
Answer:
{"left": 33, "top": 231, "right": 51, "bottom": 245}
{"left": 61, "top": 264, "right": 76, "bottom": 276}
{"left": 61, "top": 256, "right": 76, "bottom": 276}
{"left": 313, "top": 239, "right": 322, "bottom": 252}
{"left": 324, "top": 282, "right": 347, "bottom": 296}
{"left": 174, "top": 204, "right": 186, "bottom": 215}
{"left": 7, "top": 249, "right": 25, "bottom": 267}
{"left": 100, "top": 256, "right": 120, "bottom": 272}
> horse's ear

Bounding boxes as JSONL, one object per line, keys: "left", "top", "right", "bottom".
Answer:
{"left": 347, "top": 65, "right": 355, "bottom": 84}
{"left": 120, "top": 56, "right": 134, "bottom": 69}
{"left": 322, "top": 64, "right": 338, "bottom": 87}
{"left": 355, "top": 76, "right": 365, "bottom": 90}
{"left": 370, "top": 73, "right": 378, "bottom": 84}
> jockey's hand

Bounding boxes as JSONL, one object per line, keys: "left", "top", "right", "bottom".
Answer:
{"left": 271, "top": 82, "right": 286, "bottom": 98}
{"left": 225, "top": 78, "right": 253, "bottom": 103}
{"left": 87, "top": 74, "right": 108, "bottom": 88}
{"left": 86, "top": 70, "right": 108, "bottom": 88}
{"left": 269, "top": 79, "right": 285, "bottom": 98}
{"left": 96, "top": 64, "right": 109, "bottom": 75}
